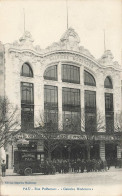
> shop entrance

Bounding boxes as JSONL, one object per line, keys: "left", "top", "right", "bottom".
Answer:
{"left": 51, "top": 141, "right": 100, "bottom": 161}
{"left": 105, "top": 143, "right": 117, "bottom": 166}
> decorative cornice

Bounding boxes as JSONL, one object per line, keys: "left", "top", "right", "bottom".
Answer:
{"left": 98, "top": 50, "right": 120, "bottom": 69}
{"left": 5, "top": 29, "right": 121, "bottom": 72}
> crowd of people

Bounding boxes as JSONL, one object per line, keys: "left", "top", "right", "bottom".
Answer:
{"left": 41, "top": 159, "right": 108, "bottom": 175}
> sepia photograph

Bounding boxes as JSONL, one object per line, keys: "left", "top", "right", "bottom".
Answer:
{"left": 0, "top": 0, "right": 122, "bottom": 196}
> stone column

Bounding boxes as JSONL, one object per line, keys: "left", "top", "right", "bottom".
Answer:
{"left": 80, "top": 66, "right": 85, "bottom": 131}
{"left": 34, "top": 79, "right": 44, "bottom": 127}
{"left": 58, "top": 62, "right": 63, "bottom": 131}
{"left": 96, "top": 71, "right": 105, "bottom": 132}
{"left": 117, "top": 145, "right": 121, "bottom": 159}
{"left": 100, "top": 141, "right": 105, "bottom": 161}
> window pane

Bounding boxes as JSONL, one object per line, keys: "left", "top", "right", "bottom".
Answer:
{"left": 105, "top": 93, "right": 114, "bottom": 133}
{"left": 106, "top": 113, "right": 114, "bottom": 132}
{"left": 21, "top": 105, "right": 34, "bottom": 128}
{"left": 62, "top": 64, "right": 80, "bottom": 84}
{"left": 21, "top": 82, "right": 34, "bottom": 104}
{"left": 21, "top": 63, "right": 33, "bottom": 77}
{"left": 104, "top": 77, "right": 113, "bottom": 89}
{"left": 44, "top": 85, "right": 58, "bottom": 109}
{"left": 85, "top": 90, "right": 96, "bottom": 132}
{"left": 62, "top": 87, "right": 80, "bottom": 111}
{"left": 63, "top": 111, "right": 81, "bottom": 132}
{"left": 44, "top": 65, "right": 57, "bottom": 81}
{"left": 85, "top": 90, "right": 96, "bottom": 110}
{"left": 105, "top": 93, "right": 113, "bottom": 111}
{"left": 84, "top": 71, "right": 96, "bottom": 86}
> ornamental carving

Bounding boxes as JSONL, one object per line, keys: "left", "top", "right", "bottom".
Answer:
{"left": 8, "top": 29, "right": 120, "bottom": 71}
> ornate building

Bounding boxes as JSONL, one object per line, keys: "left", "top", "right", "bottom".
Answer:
{"left": 0, "top": 28, "right": 122, "bottom": 169}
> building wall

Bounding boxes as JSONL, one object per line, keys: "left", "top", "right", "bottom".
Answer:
{"left": 2, "top": 29, "right": 122, "bottom": 167}
{"left": 4, "top": 44, "right": 122, "bottom": 131}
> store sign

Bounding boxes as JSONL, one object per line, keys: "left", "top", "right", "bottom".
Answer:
{"left": 17, "top": 132, "right": 120, "bottom": 141}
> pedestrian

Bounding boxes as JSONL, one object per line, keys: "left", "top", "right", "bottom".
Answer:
{"left": 1, "top": 160, "right": 6, "bottom": 177}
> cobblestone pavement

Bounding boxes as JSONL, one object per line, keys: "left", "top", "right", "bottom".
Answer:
{"left": 1, "top": 167, "right": 122, "bottom": 196}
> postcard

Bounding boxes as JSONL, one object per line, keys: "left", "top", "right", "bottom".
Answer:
{"left": 0, "top": 0, "right": 122, "bottom": 196}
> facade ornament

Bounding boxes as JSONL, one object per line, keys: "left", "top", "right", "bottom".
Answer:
{"left": 19, "top": 31, "right": 34, "bottom": 49}
{"left": 45, "top": 27, "right": 94, "bottom": 59}
{"left": 60, "top": 27, "right": 80, "bottom": 44}
{"left": 98, "top": 50, "right": 120, "bottom": 68}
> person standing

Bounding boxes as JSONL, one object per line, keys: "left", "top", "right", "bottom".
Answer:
{"left": 1, "top": 160, "right": 6, "bottom": 177}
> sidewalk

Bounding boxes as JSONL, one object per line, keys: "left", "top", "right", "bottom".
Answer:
{"left": 5, "top": 166, "right": 122, "bottom": 176}
{"left": 5, "top": 169, "right": 18, "bottom": 176}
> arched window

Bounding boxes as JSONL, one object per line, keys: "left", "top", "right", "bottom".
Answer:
{"left": 44, "top": 65, "right": 57, "bottom": 81}
{"left": 21, "top": 63, "right": 33, "bottom": 77}
{"left": 104, "top": 76, "right": 113, "bottom": 89}
{"left": 62, "top": 64, "right": 80, "bottom": 84}
{"left": 84, "top": 71, "right": 96, "bottom": 86}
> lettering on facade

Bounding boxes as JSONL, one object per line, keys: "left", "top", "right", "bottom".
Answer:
{"left": 17, "top": 132, "right": 120, "bottom": 141}
{"left": 43, "top": 53, "right": 97, "bottom": 68}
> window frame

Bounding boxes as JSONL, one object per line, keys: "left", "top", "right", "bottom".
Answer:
{"left": 104, "top": 76, "right": 113, "bottom": 89}
{"left": 62, "top": 87, "right": 81, "bottom": 111}
{"left": 84, "top": 70, "right": 96, "bottom": 86}
{"left": 21, "top": 63, "right": 33, "bottom": 78}
{"left": 62, "top": 64, "right": 80, "bottom": 84}
{"left": 44, "top": 65, "right": 58, "bottom": 81}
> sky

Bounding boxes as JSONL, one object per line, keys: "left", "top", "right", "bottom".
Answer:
{"left": 0, "top": 0, "right": 122, "bottom": 64}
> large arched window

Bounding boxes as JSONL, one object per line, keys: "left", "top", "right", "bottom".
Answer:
{"left": 21, "top": 63, "right": 33, "bottom": 77}
{"left": 44, "top": 65, "right": 57, "bottom": 81}
{"left": 62, "top": 64, "right": 80, "bottom": 84}
{"left": 84, "top": 70, "right": 96, "bottom": 86}
{"left": 104, "top": 76, "right": 113, "bottom": 89}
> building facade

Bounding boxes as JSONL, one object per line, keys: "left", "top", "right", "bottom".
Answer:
{"left": 1, "top": 28, "right": 122, "bottom": 169}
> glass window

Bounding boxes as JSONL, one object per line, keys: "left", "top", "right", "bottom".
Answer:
{"left": 44, "top": 109, "right": 58, "bottom": 127}
{"left": 85, "top": 113, "right": 96, "bottom": 133}
{"left": 21, "top": 63, "right": 33, "bottom": 77}
{"left": 62, "top": 64, "right": 80, "bottom": 84}
{"left": 85, "top": 90, "right": 96, "bottom": 110}
{"left": 63, "top": 111, "right": 81, "bottom": 132}
{"left": 104, "top": 76, "right": 113, "bottom": 89}
{"left": 84, "top": 71, "right": 96, "bottom": 86}
{"left": 105, "top": 93, "right": 114, "bottom": 133}
{"left": 44, "top": 85, "right": 58, "bottom": 109}
{"left": 105, "top": 93, "right": 113, "bottom": 111}
{"left": 44, "top": 65, "right": 57, "bottom": 81}
{"left": 62, "top": 87, "right": 80, "bottom": 111}
{"left": 85, "top": 90, "right": 96, "bottom": 132}
{"left": 21, "top": 82, "right": 34, "bottom": 104}
{"left": 105, "top": 113, "right": 114, "bottom": 133}
{"left": 21, "top": 105, "right": 34, "bottom": 128}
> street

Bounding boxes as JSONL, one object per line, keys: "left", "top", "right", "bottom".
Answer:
{"left": 0, "top": 167, "right": 122, "bottom": 196}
